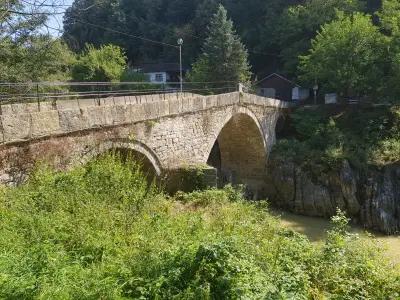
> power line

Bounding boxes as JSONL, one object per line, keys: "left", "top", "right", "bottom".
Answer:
{"left": 0, "top": 8, "right": 66, "bottom": 16}
{"left": 71, "top": 18, "right": 179, "bottom": 49}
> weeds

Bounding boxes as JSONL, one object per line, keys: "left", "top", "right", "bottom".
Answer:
{"left": 0, "top": 155, "right": 398, "bottom": 299}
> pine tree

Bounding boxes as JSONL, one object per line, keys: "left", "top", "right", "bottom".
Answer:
{"left": 188, "top": 5, "right": 251, "bottom": 88}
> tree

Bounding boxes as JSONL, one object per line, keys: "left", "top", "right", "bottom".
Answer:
{"left": 0, "top": 37, "right": 75, "bottom": 82}
{"left": 0, "top": 0, "right": 76, "bottom": 82}
{"left": 275, "top": 0, "right": 364, "bottom": 75}
{"left": 299, "top": 13, "right": 389, "bottom": 99}
{"left": 188, "top": 5, "right": 251, "bottom": 87}
{"left": 71, "top": 44, "right": 127, "bottom": 82}
{"left": 378, "top": 1, "right": 400, "bottom": 100}
{"left": 378, "top": 0, "right": 400, "bottom": 34}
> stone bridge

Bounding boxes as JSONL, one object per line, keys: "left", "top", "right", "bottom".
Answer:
{"left": 0, "top": 92, "right": 290, "bottom": 196}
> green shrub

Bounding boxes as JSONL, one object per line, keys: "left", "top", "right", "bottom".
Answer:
{"left": 72, "top": 44, "right": 126, "bottom": 82}
{"left": 0, "top": 156, "right": 398, "bottom": 299}
{"left": 273, "top": 105, "right": 400, "bottom": 172}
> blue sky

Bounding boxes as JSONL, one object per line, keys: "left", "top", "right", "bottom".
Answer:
{"left": 45, "top": 0, "right": 73, "bottom": 36}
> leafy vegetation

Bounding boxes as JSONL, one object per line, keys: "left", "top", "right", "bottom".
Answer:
{"left": 0, "top": 37, "right": 75, "bottom": 82}
{"left": 273, "top": 105, "right": 400, "bottom": 171}
{"left": 187, "top": 5, "right": 251, "bottom": 86}
{"left": 0, "top": 155, "right": 399, "bottom": 299}
{"left": 4, "top": 0, "right": 400, "bottom": 102}
{"left": 71, "top": 44, "right": 127, "bottom": 82}
{"left": 299, "top": 13, "right": 389, "bottom": 98}
{"left": 275, "top": 0, "right": 364, "bottom": 75}
{"left": 61, "top": 0, "right": 400, "bottom": 101}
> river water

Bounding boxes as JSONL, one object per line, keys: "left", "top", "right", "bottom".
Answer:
{"left": 273, "top": 210, "right": 400, "bottom": 266}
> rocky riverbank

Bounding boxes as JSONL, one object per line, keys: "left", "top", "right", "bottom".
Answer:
{"left": 265, "top": 157, "right": 400, "bottom": 234}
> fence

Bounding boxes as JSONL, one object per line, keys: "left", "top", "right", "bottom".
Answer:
{"left": 0, "top": 81, "right": 239, "bottom": 104}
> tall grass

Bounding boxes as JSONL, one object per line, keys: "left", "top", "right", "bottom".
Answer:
{"left": 0, "top": 155, "right": 399, "bottom": 299}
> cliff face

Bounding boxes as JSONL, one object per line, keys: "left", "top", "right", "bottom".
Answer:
{"left": 265, "top": 157, "right": 400, "bottom": 234}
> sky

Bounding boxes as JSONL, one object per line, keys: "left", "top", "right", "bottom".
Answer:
{"left": 45, "top": 0, "right": 73, "bottom": 36}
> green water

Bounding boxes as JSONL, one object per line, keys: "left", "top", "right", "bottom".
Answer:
{"left": 275, "top": 210, "right": 400, "bottom": 266}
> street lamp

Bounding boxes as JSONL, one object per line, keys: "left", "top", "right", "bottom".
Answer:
{"left": 313, "top": 82, "right": 319, "bottom": 105}
{"left": 177, "top": 38, "right": 184, "bottom": 93}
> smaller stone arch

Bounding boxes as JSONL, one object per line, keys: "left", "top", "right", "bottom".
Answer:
{"left": 78, "top": 139, "right": 162, "bottom": 176}
{"left": 274, "top": 114, "right": 291, "bottom": 140}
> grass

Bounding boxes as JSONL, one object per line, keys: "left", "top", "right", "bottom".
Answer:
{"left": 0, "top": 155, "right": 399, "bottom": 299}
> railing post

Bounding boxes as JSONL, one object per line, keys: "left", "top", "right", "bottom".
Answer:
{"left": 238, "top": 83, "right": 244, "bottom": 93}
{"left": 36, "top": 83, "right": 40, "bottom": 111}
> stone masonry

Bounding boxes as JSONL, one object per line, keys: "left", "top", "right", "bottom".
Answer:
{"left": 0, "top": 92, "right": 289, "bottom": 193}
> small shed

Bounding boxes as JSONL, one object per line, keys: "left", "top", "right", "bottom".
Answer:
{"left": 255, "top": 73, "right": 309, "bottom": 102}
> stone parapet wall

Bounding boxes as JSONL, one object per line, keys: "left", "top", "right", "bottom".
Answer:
{"left": 0, "top": 93, "right": 235, "bottom": 145}
{"left": 0, "top": 92, "right": 288, "bottom": 145}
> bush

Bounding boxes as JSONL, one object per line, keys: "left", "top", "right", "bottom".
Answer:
{"left": 72, "top": 44, "right": 127, "bottom": 82}
{"left": 0, "top": 156, "right": 398, "bottom": 299}
{"left": 272, "top": 105, "right": 400, "bottom": 171}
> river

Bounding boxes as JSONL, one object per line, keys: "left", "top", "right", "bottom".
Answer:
{"left": 273, "top": 210, "right": 400, "bottom": 266}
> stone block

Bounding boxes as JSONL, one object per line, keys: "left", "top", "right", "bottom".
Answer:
{"left": 113, "top": 96, "right": 126, "bottom": 106}
{"left": 192, "top": 97, "right": 204, "bottom": 111}
{"left": 0, "top": 104, "right": 12, "bottom": 115}
{"left": 5, "top": 103, "right": 38, "bottom": 114}
{"left": 39, "top": 101, "right": 54, "bottom": 112}
{"left": 158, "top": 101, "right": 169, "bottom": 117}
{"left": 102, "top": 107, "right": 114, "bottom": 126}
{"left": 181, "top": 97, "right": 190, "bottom": 113}
{"left": 9, "top": 103, "right": 26, "bottom": 114}
{"left": 136, "top": 95, "right": 144, "bottom": 104}
{"left": 78, "top": 98, "right": 97, "bottom": 109}
{"left": 1, "top": 113, "right": 31, "bottom": 142}
{"left": 130, "top": 104, "right": 146, "bottom": 122}
{"left": 143, "top": 102, "right": 159, "bottom": 119}
{"left": 24, "top": 103, "right": 41, "bottom": 113}
{"left": 56, "top": 99, "right": 80, "bottom": 110}
{"left": 113, "top": 105, "right": 127, "bottom": 124}
{"left": 58, "top": 109, "right": 89, "bottom": 132}
{"left": 102, "top": 106, "right": 124, "bottom": 126}
{"left": 124, "top": 96, "right": 133, "bottom": 105}
{"left": 99, "top": 97, "right": 115, "bottom": 106}
{"left": 30, "top": 111, "right": 61, "bottom": 138}
{"left": 86, "top": 106, "right": 106, "bottom": 127}
{"left": 205, "top": 96, "right": 215, "bottom": 109}
{"left": 168, "top": 99, "right": 180, "bottom": 115}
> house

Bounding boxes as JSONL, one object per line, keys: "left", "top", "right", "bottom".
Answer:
{"left": 255, "top": 73, "right": 309, "bottom": 102}
{"left": 133, "top": 63, "right": 189, "bottom": 84}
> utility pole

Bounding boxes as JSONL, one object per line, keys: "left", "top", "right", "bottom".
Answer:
{"left": 177, "top": 38, "right": 184, "bottom": 93}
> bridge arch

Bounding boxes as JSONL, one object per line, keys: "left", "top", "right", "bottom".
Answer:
{"left": 206, "top": 107, "right": 267, "bottom": 197}
{"left": 79, "top": 139, "right": 162, "bottom": 177}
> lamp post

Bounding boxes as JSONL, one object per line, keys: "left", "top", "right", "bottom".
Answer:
{"left": 313, "top": 83, "right": 319, "bottom": 105}
{"left": 177, "top": 38, "right": 183, "bottom": 93}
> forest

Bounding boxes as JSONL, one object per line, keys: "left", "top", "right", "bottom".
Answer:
{"left": 3, "top": 0, "right": 400, "bottom": 101}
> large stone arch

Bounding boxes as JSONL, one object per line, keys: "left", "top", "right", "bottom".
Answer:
{"left": 206, "top": 107, "right": 268, "bottom": 198}
{"left": 205, "top": 106, "right": 267, "bottom": 160}
{"left": 78, "top": 139, "right": 163, "bottom": 176}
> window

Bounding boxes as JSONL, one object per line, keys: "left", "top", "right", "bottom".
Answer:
{"left": 155, "top": 73, "right": 164, "bottom": 82}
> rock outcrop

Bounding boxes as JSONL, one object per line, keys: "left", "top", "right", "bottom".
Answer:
{"left": 265, "top": 158, "right": 400, "bottom": 234}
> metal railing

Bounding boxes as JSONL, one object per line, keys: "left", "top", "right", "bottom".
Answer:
{"left": 0, "top": 81, "right": 239, "bottom": 104}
